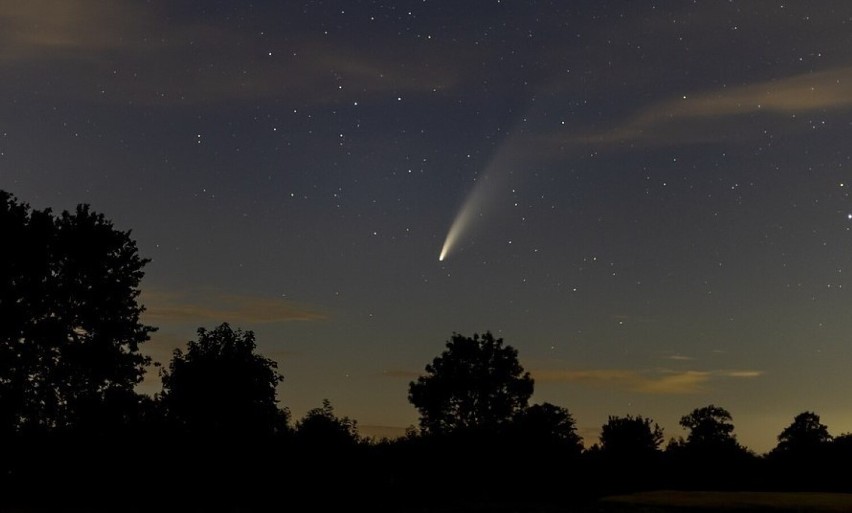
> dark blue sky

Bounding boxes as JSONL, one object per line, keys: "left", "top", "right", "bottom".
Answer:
{"left": 4, "top": 1, "right": 852, "bottom": 452}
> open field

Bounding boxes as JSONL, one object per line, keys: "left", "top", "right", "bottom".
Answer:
{"left": 7, "top": 492, "right": 852, "bottom": 513}
{"left": 595, "top": 490, "right": 852, "bottom": 512}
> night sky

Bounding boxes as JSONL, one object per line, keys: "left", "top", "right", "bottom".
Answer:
{"left": 3, "top": 1, "right": 852, "bottom": 453}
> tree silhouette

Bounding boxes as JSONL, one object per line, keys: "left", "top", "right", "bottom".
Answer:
{"left": 504, "top": 402, "right": 585, "bottom": 493}
{"left": 668, "top": 404, "right": 758, "bottom": 490}
{"left": 773, "top": 411, "right": 831, "bottom": 455}
{"left": 832, "top": 432, "right": 852, "bottom": 453}
{"left": 288, "top": 399, "right": 366, "bottom": 506}
{"left": 766, "top": 411, "right": 834, "bottom": 490}
{"left": 600, "top": 414, "right": 664, "bottom": 457}
{"left": 0, "top": 191, "right": 153, "bottom": 434}
{"left": 586, "top": 415, "right": 665, "bottom": 493}
{"left": 295, "top": 399, "right": 360, "bottom": 449}
{"left": 159, "top": 323, "right": 288, "bottom": 436}
{"left": 408, "top": 331, "right": 533, "bottom": 435}
{"left": 511, "top": 402, "right": 583, "bottom": 454}
{"left": 679, "top": 404, "right": 739, "bottom": 451}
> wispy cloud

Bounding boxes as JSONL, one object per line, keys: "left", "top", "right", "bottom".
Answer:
{"left": 533, "top": 368, "right": 763, "bottom": 395}
{"left": 0, "top": 0, "right": 137, "bottom": 60}
{"left": 141, "top": 289, "right": 326, "bottom": 325}
{"left": 179, "top": 42, "right": 455, "bottom": 105}
{"left": 638, "top": 370, "right": 711, "bottom": 395}
{"left": 0, "top": 0, "right": 458, "bottom": 105}
{"left": 666, "top": 354, "right": 696, "bottom": 361}
{"left": 724, "top": 370, "right": 763, "bottom": 378}
{"left": 565, "top": 66, "right": 852, "bottom": 147}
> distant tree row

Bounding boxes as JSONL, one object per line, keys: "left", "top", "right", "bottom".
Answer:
{"left": 402, "top": 330, "right": 852, "bottom": 498}
{"left": 405, "top": 329, "right": 834, "bottom": 461}
{"left": 2, "top": 189, "right": 851, "bottom": 511}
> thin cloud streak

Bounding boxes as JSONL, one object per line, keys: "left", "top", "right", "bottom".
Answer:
{"left": 141, "top": 289, "right": 326, "bottom": 325}
{"left": 0, "top": 0, "right": 458, "bottom": 105}
{"left": 725, "top": 370, "right": 764, "bottom": 378}
{"left": 666, "top": 355, "right": 696, "bottom": 361}
{"left": 561, "top": 66, "right": 852, "bottom": 147}
{"left": 534, "top": 368, "right": 763, "bottom": 395}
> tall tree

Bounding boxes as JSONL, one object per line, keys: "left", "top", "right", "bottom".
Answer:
{"left": 0, "top": 191, "right": 153, "bottom": 433}
{"left": 767, "top": 412, "right": 834, "bottom": 489}
{"left": 159, "top": 323, "right": 287, "bottom": 436}
{"left": 667, "top": 405, "right": 758, "bottom": 489}
{"left": 408, "top": 332, "right": 533, "bottom": 435}
{"left": 600, "top": 415, "right": 664, "bottom": 457}
{"left": 773, "top": 411, "right": 831, "bottom": 455}
{"left": 590, "top": 415, "right": 665, "bottom": 493}
{"left": 679, "top": 404, "right": 739, "bottom": 450}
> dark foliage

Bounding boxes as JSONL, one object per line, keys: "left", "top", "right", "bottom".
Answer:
{"left": 401, "top": 335, "right": 586, "bottom": 505}
{"left": 679, "top": 404, "right": 739, "bottom": 451}
{"left": 666, "top": 404, "right": 758, "bottom": 490}
{"left": 0, "top": 191, "right": 153, "bottom": 435}
{"left": 295, "top": 398, "right": 360, "bottom": 449}
{"left": 0, "top": 191, "right": 158, "bottom": 509}
{"left": 600, "top": 414, "right": 664, "bottom": 457}
{"left": 766, "top": 411, "right": 834, "bottom": 490}
{"left": 408, "top": 331, "right": 534, "bottom": 435}
{"left": 773, "top": 411, "right": 831, "bottom": 455}
{"left": 159, "top": 322, "right": 288, "bottom": 437}
{"left": 510, "top": 402, "right": 584, "bottom": 454}
{"left": 505, "top": 403, "right": 586, "bottom": 494}
{"left": 581, "top": 415, "right": 665, "bottom": 494}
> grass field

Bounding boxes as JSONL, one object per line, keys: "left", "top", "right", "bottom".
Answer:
{"left": 7, "top": 490, "right": 852, "bottom": 513}
{"left": 595, "top": 490, "right": 852, "bottom": 512}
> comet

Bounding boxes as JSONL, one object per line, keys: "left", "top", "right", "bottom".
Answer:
{"left": 438, "top": 136, "right": 521, "bottom": 261}
{"left": 438, "top": 176, "right": 490, "bottom": 261}
{"left": 438, "top": 196, "right": 478, "bottom": 261}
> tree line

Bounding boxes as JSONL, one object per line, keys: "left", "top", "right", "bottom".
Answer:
{"left": 2, "top": 190, "right": 851, "bottom": 511}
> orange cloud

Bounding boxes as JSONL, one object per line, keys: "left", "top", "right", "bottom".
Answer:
{"left": 141, "top": 289, "right": 326, "bottom": 325}
{"left": 0, "top": 0, "right": 142, "bottom": 60}
{"left": 637, "top": 371, "right": 711, "bottom": 395}
{"left": 723, "top": 370, "right": 764, "bottom": 378}
{"left": 533, "top": 368, "right": 762, "bottom": 395}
